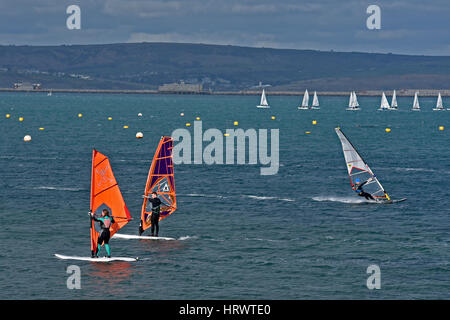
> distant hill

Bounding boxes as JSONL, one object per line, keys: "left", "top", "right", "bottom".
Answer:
{"left": 1, "top": 42, "right": 450, "bottom": 91}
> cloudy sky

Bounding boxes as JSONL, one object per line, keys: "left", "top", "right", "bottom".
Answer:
{"left": 0, "top": 0, "right": 449, "bottom": 55}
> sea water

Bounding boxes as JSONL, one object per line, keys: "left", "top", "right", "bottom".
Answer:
{"left": 0, "top": 92, "right": 449, "bottom": 299}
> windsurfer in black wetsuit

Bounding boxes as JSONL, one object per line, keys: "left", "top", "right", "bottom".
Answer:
{"left": 140, "top": 192, "right": 162, "bottom": 236}
{"left": 354, "top": 178, "right": 375, "bottom": 200}
{"left": 89, "top": 209, "right": 115, "bottom": 258}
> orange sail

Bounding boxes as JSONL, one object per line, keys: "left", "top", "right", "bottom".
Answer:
{"left": 139, "top": 137, "right": 177, "bottom": 234}
{"left": 90, "top": 149, "right": 131, "bottom": 256}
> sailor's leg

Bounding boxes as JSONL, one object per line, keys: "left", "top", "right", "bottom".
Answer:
{"left": 155, "top": 219, "right": 159, "bottom": 237}
{"left": 103, "top": 231, "right": 111, "bottom": 257}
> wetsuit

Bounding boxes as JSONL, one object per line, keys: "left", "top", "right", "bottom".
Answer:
{"left": 147, "top": 197, "right": 162, "bottom": 236}
{"left": 93, "top": 215, "right": 115, "bottom": 257}
{"left": 355, "top": 180, "right": 375, "bottom": 200}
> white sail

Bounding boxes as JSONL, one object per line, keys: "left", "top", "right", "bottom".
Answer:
{"left": 353, "top": 92, "right": 360, "bottom": 107}
{"left": 412, "top": 92, "right": 420, "bottom": 111}
{"left": 302, "top": 89, "right": 309, "bottom": 107}
{"left": 390, "top": 90, "right": 398, "bottom": 109}
{"left": 347, "top": 91, "right": 359, "bottom": 110}
{"left": 348, "top": 92, "right": 354, "bottom": 108}
{"left": 335, "top": 127, "right": 389, "bottom": 200}
{"left": 379, "top": 92, "right": 390, "bottom": 110}
{"left": 257, "top": 89, "right": 270, "bottom": 108}
{"left": 312, "top": 91, "right": 320, "bottom": 108}
{"left": 433, "top": 93, "right": 444, "bottom": 111}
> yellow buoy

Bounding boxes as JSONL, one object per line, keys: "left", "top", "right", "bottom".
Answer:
{"left": 39, "top": 127, "right": 45, "bottom": 131}
{"left": 19, "top": 117, "right": 24, "bottom": 122}
{"left": 23, "top": 135, "right": 32, "bottom": 142}
{"left": 234, "top": 121, "right": 239, "bottom": 126}
{"left": 271, "top": 116, "right": 276, "bottom": 120}
{"left": 305, "top": 131, "right": 311, "bottom": 134}
{"left": 136, "top": 132, "right": 144, "bottom": 139}
{"left": 312, "top": 120, "right": 317, "bottom": 125}
{"left": 385, "top": 128, "right": 391, "bottom": 133}
{"left": 186, "top": 123, "right": 191, "bottom": 127}
{"left": 439, "top": 126, "right": 445, "bottom": 131}
{"left": 78, "top": 113, "right": 83, "bottom": 118}
{"left": 6, "top": 114, "right": 10, "bottom": 118}
{"left": 196, "top": 117, "right": 201, "bottom": 120}
{"left": 108, "top": 117, "right": 112, "bottom": 120}
{"left": 123, "top": 125, "right": 129, "bottom": 129}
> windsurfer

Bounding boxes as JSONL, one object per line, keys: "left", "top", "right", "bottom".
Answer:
{"left": 354, "top": 178, "right": 375, "bottom": 200}
{"left": 141, "top": 192, "right": 162, "bottom": 236}
{"left": 89, "top": 209, "right": 115, "bottom": 258}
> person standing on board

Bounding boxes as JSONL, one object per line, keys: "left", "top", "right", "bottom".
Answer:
{"left": 89, "top": 209, "right": 115, "bottom": 258}
{"left": 142, "top": 192, "right": 162, "bottom": 237}
{"left": 354, "top": 178, "right": 375, "bottom": 200}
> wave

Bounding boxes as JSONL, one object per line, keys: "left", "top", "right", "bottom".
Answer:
{"left": 312, "top": 196, "right": 369, "bottom": 204}
{"left": 394, "top": 167, "right": 437, "bottom": 173}
{"left": 34, "top": 186, "right": 86, "bottom": 192}
{"left": 178, "top": 235, "right": 197, "bottom": 241}
{"left": 180, "top": 193, "right": 226, "bottom": 199}
{"left": 243, "top": 195, "right": 295, "bottom": 202}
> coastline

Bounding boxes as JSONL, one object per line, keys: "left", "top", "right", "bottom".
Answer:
{"left": 1, "top": 88, "right": 450, "bottom": 96}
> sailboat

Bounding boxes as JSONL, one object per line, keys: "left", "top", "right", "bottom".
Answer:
{"left": 346, "top": 91, "right": 360, "bottom": 110}
{"left": 433, "top": 93, "right": 445, "bottom": 111}
{"left": 378, "top": 92, "right": 390, "bottom": 111}
{"left": 298, "top": 89, "right": 309, "bottom": 110}
{"left": 389, "top": 90, "right": 398, "bottom": 110}
{"left": 47, "top": 90, "right": 52, "bottom": 96}
{"left": 335, "top": 128, "right": 406, "bottom": 204}
{"left": 256, "top": 89, "right": 270, "bottom": 108}
{"left": 55, "top": 150, "right": 137, "bottom": 262}
{"left": 412, "top": 92, "right": 420, "bottom": 111}
{"left": 311, "top": 91, "right": 320, "bottom": 109}
{"left": 114, "top": 136, "right": 177, "bottom": 241}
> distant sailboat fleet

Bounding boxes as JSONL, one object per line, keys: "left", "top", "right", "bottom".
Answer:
{"left": 255, "top": 88, "right": 447, "bottom": 111}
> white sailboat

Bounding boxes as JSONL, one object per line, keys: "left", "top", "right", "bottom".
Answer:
{"left": 298, "top": 89, "right": 309, "bottom": 110}
{"left": 311, "top": 91, "right": 320, "bottom": 109}
{"left": 389, "top": 90, "right": 398, "bottom": 110}
{"left": 433, "top": 93, "right": 445, "bottom": 111}
{"left": 47, "top": 90, "right": 52, "bottom": 96}
{"left": 412, "top": 92, "right": 420, "bottom": 111}
{"left": 346, "top": 91, "right": 360, "bottom": 110}
{"left": 256, "top": 89, "right": 270, "bottom": 108}
{"left": 378, "top": 92, "right": 390, "bottom": 111}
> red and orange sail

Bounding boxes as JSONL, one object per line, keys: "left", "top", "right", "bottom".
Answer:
{"left": 90, "top": 149, "right": 131, "bottom": 255}
{"left": 140, "top": 136, "right": 177, "bottom": 233}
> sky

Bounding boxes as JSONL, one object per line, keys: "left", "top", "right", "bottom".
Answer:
{"left": 0, "top": 0, "right": 449, "bottom": 55}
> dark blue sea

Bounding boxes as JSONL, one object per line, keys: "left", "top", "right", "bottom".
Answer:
{"left": 0, "top": 92, "right": 449, "bottom": 299}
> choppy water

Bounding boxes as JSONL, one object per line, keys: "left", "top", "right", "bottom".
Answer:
{"left": 0, "top": 92, "right": 449, "bottom": 299}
